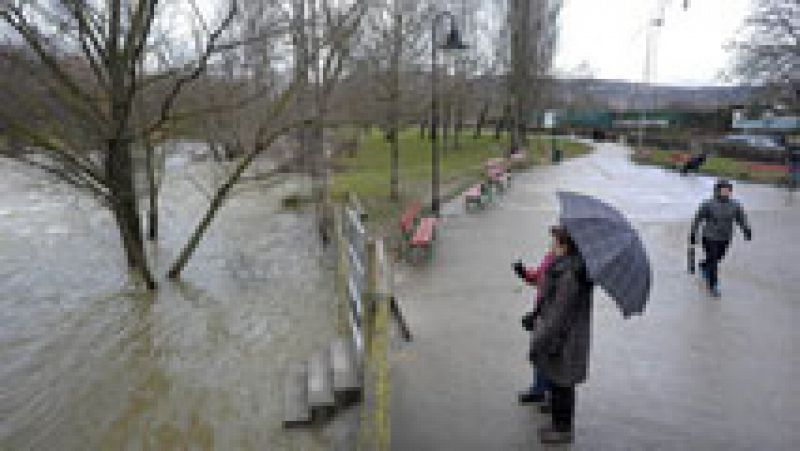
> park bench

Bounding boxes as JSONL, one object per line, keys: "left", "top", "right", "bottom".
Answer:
{"left": 668, "top": 152, "right": 689, "bottom": 165}
{"left": 399, "top": 201, "right": 422, "bottom": 242}
{"left": 488, "top": 168, "right": 510, "bottom": 192}
{"left": 485, "top": 157, "right": 505, "bottom": 168}
{"left": 464, "top": 183, "right": 488, "bottom": 210}
{"left": 509, "top": 152, "right": 527, "bottom": 169}
{"left": 748, "top": 163, "right": 788, "bottom": 173}
{"left": 408, "top": 217, "right": 437, "bottom": 264}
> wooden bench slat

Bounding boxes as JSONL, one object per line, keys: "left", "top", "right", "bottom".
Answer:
{"left": 748, "top": 163, "right": 787, "bottom": 172}
{"left": 400, "top": 202, "right": 422, "bottom": 234}
{"left": 669, "top": 153, "right": 689, "bottom": 163}
{"left": 307, "top": 351, "right": 334, "bottom": 410}
{"left": 465, "top": 185, "right": 482, "bottom": 197}
{"left": 331, "top": 339, "right": 361, "bottom": 404}
{"left": 410, "top": 217, "right": 436, "bottom": 246}
{"left": 283, "top": 362, "right": 311, "bottom": 427}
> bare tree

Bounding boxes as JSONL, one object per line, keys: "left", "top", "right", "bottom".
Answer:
{"left": 506, "top": 0, "right": 561, "bottom": 152}
{"left": 166, "top": 0, "right": 368, "bottom": 278}
{"left": 339, "top": 0, "right": 433, "bottom": 200}
{"left": 0, "top": 0, "right": 244, "bottom": 288}
{"left": 0, "top": 0, "right": 368, "bottom": 285}
{"left": 728, "top": 0, "right": 799, "bottom": 113}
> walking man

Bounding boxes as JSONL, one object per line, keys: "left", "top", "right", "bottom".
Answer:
{"left": 786, "top": 141, "right": 800, "bottom": 191}
{"left": 689, "top": 179, "right": 752, "bottom": 297}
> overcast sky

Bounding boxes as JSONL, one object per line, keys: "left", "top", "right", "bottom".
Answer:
{"left": 553, "top": 0, "right": 752, "bottom": 85}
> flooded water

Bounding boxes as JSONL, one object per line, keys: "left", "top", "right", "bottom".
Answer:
{"left": 0, "top": 145, "right": 343, "bottom": 450}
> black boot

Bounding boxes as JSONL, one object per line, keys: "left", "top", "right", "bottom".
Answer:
{"left": 517, "top": 390, "right": 545, "bottom": 404}
{"left": 538, "top": 426, "right": 573, "bottom": 444}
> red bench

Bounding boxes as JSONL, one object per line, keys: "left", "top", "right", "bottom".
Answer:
{"left": 488, "top": 167, "right": 510, "bottom": 192}
{"left": 399, "top": 202, "right": 422, "bottom": 240}
{"left": 485, "top": 158, "right": 506, "bottom": 170}
{"left": 748, "top": 163, "right": 788, "bottom": 172}
{"left": 669, "top": 153, "right": 689, "bottom": 164}
{"left": 464, "top": 183, "right": 485, "bottom": 210}
{"left": 410, "top": 217, "right": 436, "bottom": 246}
{"left": 509, "top": 152, "right": 526, "bottom": 169}
{"left": 408, "top": 217, "right": 437, "bottom": 264}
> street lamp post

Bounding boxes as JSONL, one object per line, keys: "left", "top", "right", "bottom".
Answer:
{"left": 431, "top": 11, "right": 467, "bottom": 216}
{"left": 638, "top": 15, "right": 664, "bottom": 152}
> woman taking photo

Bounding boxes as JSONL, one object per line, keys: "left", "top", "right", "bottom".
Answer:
{"left": 528, "top": 225, "right": 594, "bottom": 445}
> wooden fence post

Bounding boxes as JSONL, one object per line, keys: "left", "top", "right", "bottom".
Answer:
{"left": 358, "top": 238, "right": 391, "bottom": 451}
{"left": 333, "top": 203, "right": 349, "bottom": 336}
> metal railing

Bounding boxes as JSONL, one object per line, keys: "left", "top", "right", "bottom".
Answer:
{"left": 333, "top": 193, "right": 412, "bottom": 450}
{"left": 340, "top": 195, "right": 368, "bottom": 360}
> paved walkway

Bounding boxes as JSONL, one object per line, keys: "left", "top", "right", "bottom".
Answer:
{"left": 390, "top": 142, "right": 800, "bottom": 450}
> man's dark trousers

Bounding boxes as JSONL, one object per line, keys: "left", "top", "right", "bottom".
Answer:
{"left": 700, "top": 238, "right": 730, "bottom": 289}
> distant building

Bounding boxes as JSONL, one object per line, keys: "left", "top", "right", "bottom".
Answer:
{"left": 731, "top": 109, "right": 800, "bottom": 131}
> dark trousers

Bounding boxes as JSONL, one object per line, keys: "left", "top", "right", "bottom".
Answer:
{"left": 700, "top": 238, "right": 730, "bottom": 289}
{"left": 550, "top": 384, "right": 575, "bottom": 432}
{"left": 530, "top": 366, "right": 553, "bottom": 396}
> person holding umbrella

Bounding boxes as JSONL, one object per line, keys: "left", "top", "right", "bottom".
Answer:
{"left": 528, "top": 192, "right": 652, "bottom": 444}
{"left": 527, "top": 226, "right": 593, "bottom": 444}
{"left": 689, "top": 179, "right": 752, "bottom": 297}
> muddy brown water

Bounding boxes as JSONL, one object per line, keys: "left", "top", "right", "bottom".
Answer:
{"left": 0, "top": 144, "right": 342, "bottom": 450}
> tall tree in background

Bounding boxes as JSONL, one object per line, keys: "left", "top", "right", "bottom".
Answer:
{"left": 506, "top": 0, "right": 560, "bottom": 154}
{"left": 730, "top": 0, "right": 799, "bottom": 113}
{"left": 347, "top": 0, "right": 432, "bottom": 201}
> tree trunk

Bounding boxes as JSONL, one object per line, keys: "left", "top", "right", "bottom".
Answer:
{"left": 106, "top": 1, "right": 154, "bottom": 289}
{"left": 454, "top": 115, "right": 462, "bottom": 150}
{"left": 389, "top": 10, "right": 401, "bottom": 202}
{"left": 453, "top": 102, "right": 461, "bottom": 151}
{"left": 145, "top": 140, "right": 158, "bottom": 240}
{"left": 442, "top": 102, "right": 449, "bottom": 154}
{"left": 475, "top": 102, "right": 488, "bottom": 139}
{"left": 390, "top": 123, "right": 399, "bottom": 201}
{"left": 107, "top": 138, "right": 156, "bottom": 289}
{"left": 167, "top": 128, "right": 289, "bottom": 279}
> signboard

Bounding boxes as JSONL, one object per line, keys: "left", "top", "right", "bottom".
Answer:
{"left": 543, "top": 110, "right": 557, "bottom": 129}
{"left": 613, "top": 119, "right": 670, "bottom": 129}
{"left": 785, "top": 134, "right": 800, "bottom": 149}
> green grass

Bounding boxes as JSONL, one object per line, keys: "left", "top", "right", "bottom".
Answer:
{"left": 331, "top": 128, "right": 590, "bottom": 233}
{"left": 633, "top": 149, "right": 787, "bottom": 184}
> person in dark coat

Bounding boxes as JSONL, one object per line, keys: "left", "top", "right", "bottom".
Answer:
{"left": 785, "top": 144, "right": 800, "bottom": 190}
{"left": 680, "top": 151, "right": 708, "bottom": 175}
{"left": 689, "top": 179, "right": 752, "bottom": 297}
{"left": 528, "top": 226, "right": 594, "bottom": 445}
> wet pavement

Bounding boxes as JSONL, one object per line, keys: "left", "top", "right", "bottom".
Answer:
{"left": 391, "top": 142, "right": 800, "bottom": 450}
{"left": 0, "top": 146, "right": 349, "bottom": 450}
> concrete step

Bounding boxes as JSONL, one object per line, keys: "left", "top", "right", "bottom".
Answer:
{"left": 330, "top": 338, "right": 361, "bottom": 405}
{"left": 283, "top": 362, "right": 312, "bottom": 427}
{"left": 307, "top": 350, "right": 335, "bottom": 420}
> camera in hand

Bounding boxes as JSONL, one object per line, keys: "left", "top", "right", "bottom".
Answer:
{"left": 521, "top": 311, "right": 535, "bottom": 331}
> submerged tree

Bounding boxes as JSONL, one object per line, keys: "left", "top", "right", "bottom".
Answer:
{"left": 0, "top": 0, "right": 367, "bottom": 287}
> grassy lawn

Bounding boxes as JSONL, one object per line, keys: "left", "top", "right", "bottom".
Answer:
{"left": 633, "top": 148, "right": 788, "bottom": 185}
{"left": 331, "top": 128, "right": 590, "bottom": 233}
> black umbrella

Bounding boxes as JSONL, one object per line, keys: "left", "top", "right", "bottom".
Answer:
{"left": 557, "top": 191, "right": 652, "bottom": 318}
